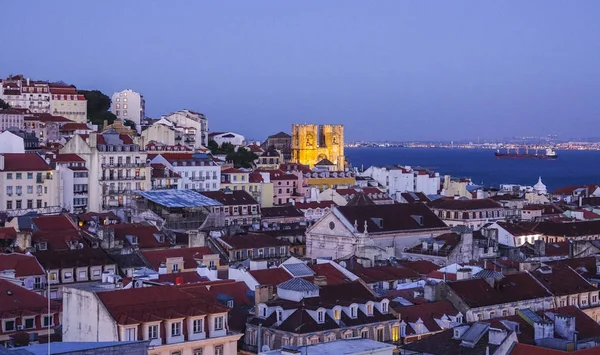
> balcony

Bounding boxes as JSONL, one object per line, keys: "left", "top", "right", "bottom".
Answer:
{"left": 191, "top": 176, "right": 206, "bottom": 181}
{"left": 74, "top": 190, "right": 88, "bottom": 195}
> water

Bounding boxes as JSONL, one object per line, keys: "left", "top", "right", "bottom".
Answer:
{"left": 345, "top": 148, "right": 600, "bottom": 191}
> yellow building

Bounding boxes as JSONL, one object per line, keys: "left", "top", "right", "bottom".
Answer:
{"left": 306, "top": 171, "right": 356, "bottom": 192}
{"left": 292, "top": 124, "right": 345, "bottom": 170}
{"left": 220, "top": 168, "right": 274, "bottom": 208}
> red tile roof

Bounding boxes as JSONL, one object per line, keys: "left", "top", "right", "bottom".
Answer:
{"left": 308, "top": 263, "right": 351, "bottom": 285}
{"left": 96, "top": 285, "right": 230, "bottom": 325}
{"left": 141, "top": 247, "right": 215, "bottom": 270}
{"left": 60, "top": 123, "right": 91, "bottom": 132}
{"left": 294, "top": 201, "right": 337, "bottom": 210}
{"left": 109, "top": 223, "right": 170, "bottom": 249}
{"left": 97, "top": 132, "right": 134, "bottom": 145}
{"left": 397, "top": 301, "right": 460, "bottom": 336}
{"left": 155, "top": 271, "right": 206, "bottom": 284}
{"left": 0, "top": 278, "right": 60, "bottom": 320}
{"left": 533, "top": 264, "right": 597, "bottom": 296}
{"left": 350, "top": 265, "right": 419, "bottom": 283}
{"left": 0, "top": 253, "right": 45, "bottom": 277}
{"left": 249, "top": 172, "right": 264, "bottom": 183}
{"left": 1, "top": 153, "right": 52, "bottom": 172}
{"left": 24, "top": 113, "right": 73, "bottom": 123}
{"left": 0, "top": 227, "right": 17, "bottom": 240}
{"left": 396, "top": 260, "right": 440, "bottom": 275}
{"left": 249, "top": 268, "right": 292, "bottom": 286}
{"left": 428, "top": 198, "right": 502, "bottom": 210}
{"left": 222, "top": 168, "right": 246, "bottom": 174}
{"left": 200, "top": 190, "right": 259, "bottom": 206}
{"left": 52, "top": 153, "right": 85, "bottom": 163}
{"left": 32, "top": 214, "right": 77, "bottom": 232}
{"left": 337, "top": 204, "right": 448, "bottom": 233}
{"left": 447, "top": 272, "right": 551, "bottom": 308}
{"left": 496, "top": 221, "right": 538, "bottom": 236}
{"left": 219, "top": 233, "right": 289, "bottom": 250}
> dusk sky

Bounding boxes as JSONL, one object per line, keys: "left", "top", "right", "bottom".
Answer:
{"left": 3, "top": 1, "right": 600, "bottom": 141}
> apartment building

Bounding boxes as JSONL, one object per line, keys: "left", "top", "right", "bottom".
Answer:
{"left": 1, "top": 76, "right": 50, "bottom": 113}
{"left": 0, "top": 109, "right": 25, "bottom": 132}
{"left": 60, "top": 130, "right": 150, "bottom": 212}
{"left": 0, "top": 153, "right": 60, "bottom": 215}
{"left": 149, "top": 153, "right": 221, "bottom": 191}
{"left": 161, "top": 109, "right": 209, "bottom": 148}
{"left": 23, "top": 113, "right": 73, "bottom": 142}
{"left": 49, "top": 83, "right": 87, "bottom": 123}
{"left": 52, "top": 153, "right": 90, "bottom": 213}
{"left": 111, "top": 89, "right": 145, "bottom": 133}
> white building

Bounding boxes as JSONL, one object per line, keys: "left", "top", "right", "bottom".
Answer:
{"left": 208, "top": 132, "right": 246, "bottom": 147}
{"left": 0, "top": 153, "right": 60, "bottom": 215}
{"left": 1, "top": 76, "right": 51, "bottom": 113}
{"left": 0, "top": 131, "right": 25, "bottom": 153}
{"left": 533, "top": 177, "right": 547, "bottom": 195}
{"left": 60, "top": 130, "right": 150, "bottom": 212}
{"left": 111, "top": 89, "right": 145, "bottom": 133}
{"left": 141, "top": 118, "right": 176, "bottom": 146}
{"left": 149, "top": 153, "right": 221, "bottom": 191}
{"left": 53, "top": 154, "right": 89, "bottom": 214}
{"left": 62, "top": 283, "right": 243, "bottom": 355}
{"left": 0, "top": 109, "right": 25, "bottom": 132}
{"left": 161, "top": 110, "right": 209, "bottom": 148}
{"left": 360, "top": 165, "right": 440, "bottom": 200}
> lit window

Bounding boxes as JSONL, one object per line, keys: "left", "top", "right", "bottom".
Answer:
{"left": 333, "top": 309, "right": 341, "bottom": 320}
{"left": 366, "top": 304, "right": 373, "bottom": 315}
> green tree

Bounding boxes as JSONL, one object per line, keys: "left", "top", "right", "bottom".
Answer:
{"left": 0, "top": 99, "right": 10, "bottom": 109}
{"left": 226, "top": 147, "right": 258, "bottom": 168}
{"left": 78, "top": 89, "right": 117, "bottom": 128}
{"left": 208, "top": 140, "right": 220, "bottom": 153}
{"left": 123, "top": 119, "right": 136, "bottom": 131}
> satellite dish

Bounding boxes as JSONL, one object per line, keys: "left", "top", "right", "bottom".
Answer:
{"left": 340, "top": 261, "right": 347, "bottom": 268}
{"left": 262, "top": 345, "right": 270, "bottom": 352}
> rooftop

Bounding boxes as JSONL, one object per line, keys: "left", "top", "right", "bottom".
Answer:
{"left": 199, "top": 189, "right": 259, "bottom": 206}
{"left": 141, "top": 247, "right": 215, "bottom": 270}
{"left": 136, "top": 189, "right": 222, "bottom": 208}
{"left": 261, "top": 338, "right": 394, "bottom": 355}
{"left": 1, "top": 153, "right": 52, "bottom": 172}
{"left": 429, "top": 198, "right": 503, "bottom": 211}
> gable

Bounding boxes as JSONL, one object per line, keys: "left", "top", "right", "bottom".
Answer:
{"left": 307, "top": 208, "right": 356, "bottom": 238}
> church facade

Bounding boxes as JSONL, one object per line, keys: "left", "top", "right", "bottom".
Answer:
{"left": 291, "top": 124, "right": 345, "bottom": 170}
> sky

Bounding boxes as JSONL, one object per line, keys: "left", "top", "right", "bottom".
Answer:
{"left": 2, "top": 1, "right": 600, "bottom": 142}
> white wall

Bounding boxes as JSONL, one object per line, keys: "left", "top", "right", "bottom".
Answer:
{"left": 62, "top": 287, "right": 118, "bottom": 342}
{"left": 111, "top": 89, "right": 145, "bottom": 133}
{"left": 0, "top": 131, "right": 25, "bottom": 153}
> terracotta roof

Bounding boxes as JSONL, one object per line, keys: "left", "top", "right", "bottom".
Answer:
{"left": 222, "top": 168, "right": 246, "bottom": 174}
{"left": 96, "top": 285, "right": 230, "bottom": 325}
{"left": 261, "top": 206, "right": 304, "bottom": 219}
{"left": 109, "top": 223, "right": 170, "bottom": 249}
{"left": 0, "top": 227, "right": 17, "bottom": 240}
{"left": 404, "top": 232, "right": 462, "bottom": 257}
{"left": 532, "top": 264, "right": 597, "bottom": 296}
{"left": 350, "top": 265, "right": 419, "bottom": 283}
{"left": 519, "top": 241, "right": 570, "bottom": 258}
{"left": 496, "top": 221, "right": 538, "bottom": 236}
{"left": 308, "top": 263, "right": 351, "bottom": 285}
{"left": 0, "top": 278, "right": 60, "bottom": 320}
{"left": 546, "top": 257, "right": 597, "bottom": 279}
{"left": 249, "top": 172, "right": 264, "bottom": 183}
{"left": 0, "top": 109, "right": 26, "bottom": 115}
{"left": 0, "top": 253, "right": 45, "bottom": 277}
{"left": 52, "top": 153, "right": 85, "bottom": 163}
{"left": 60, "top": 123, "right": 91, "bottom": 132}
{"left": 447, "top": 272, "right": 551, "bottom": 308}
{"left": 32, "top": 214, "right": 77, "bottom": 232}
{"left": 397, "top": 301, "right": 460, "bottom": 336}
{"left": 396, "top": 260, "right": 440, "bottom": 275}
{"left": 268, "top": 132, "right": 291, "bottom": 139}
{"left": 553, "top": 185, "right": 600, "bottom": 195}
{"left": 400, "top": 192, "right": 431, "bottom": 203}
{"left": 428, "top": 198, "right": 502, "bottom": 210}
{"left": 575, "top": 209, "right": 600, "bottom": 220}
{"left": 336, "top": 204, "right": 448, "bottom": 234}
{"left": 246, "top": 144, "right": 264, "bottom": 153}
{"left": 24, "top": 113, "right": 73, "bottom": 123}
{"left": 154, "top": 271, "right": 207, "bottom": 284}
{"left": 522, "top": 204, "right": 564, "bottom": 214}
{"left": 199, "top": 190, "right": 259, "bottom": 206}
{"left": 34, "top": 247, "right": 114, "bottom": 269}
{"left": 1, "top": 153, "right": 52, "bottom": 172}
{"left": 97, "top": 131, "right": 134, "bottom": 145}
{"left": 524, "top": 220, "right": 600, "bottom": 237}
{"left": 249, "top": 268, "right": 292, "bottom": 286}
{"left": 294, "top": 201, "right": 337, "bottom": 210}
{"left": 141, "top": 247, "right": 215, "bottom": 270}
{"left": 219, "top": 233, "right": 289, "bottom": 250}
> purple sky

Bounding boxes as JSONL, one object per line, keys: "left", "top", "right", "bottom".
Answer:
{"left": 2, "top": 1, "right": 600, "bottom": 141}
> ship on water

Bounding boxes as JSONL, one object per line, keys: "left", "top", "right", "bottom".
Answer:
{"left": 495, "top": 147, "right": 558, "bottom": 160}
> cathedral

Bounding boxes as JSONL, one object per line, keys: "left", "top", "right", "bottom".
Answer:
{"left": 291, "top": 124, "right": 345, "bottom": 170}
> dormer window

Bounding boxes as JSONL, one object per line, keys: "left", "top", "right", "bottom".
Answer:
{"left": 317, "top": 310, "right": 325, "bottom": 323}
{"left": 381, "top": 301, "right": 389, "bottom": 314}
{"left": 276, "top": 309, "right": 283, "bottom": 322}
{"left": 366, "top": 303, "right": 373, "bottom": 316}
{"left": 38, "top": 242, "right": 47, "bottom": 251}
{"left": 333, "top": 309, "right": 341, "bottom": 321}
{"left": 171, "top": 321, "right": 182, "bottom": 337}
{"left": 350, "top": 305, "right": 358, "bottom": 318}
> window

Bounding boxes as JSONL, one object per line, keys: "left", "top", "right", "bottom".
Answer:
{"left": 93, "top": 269, "right": 101, "bottom": 277}
{"left": 27, "top": 186, "right": 33, "bottom": 194}
{"left": 6, "top": 201, "right": 12, "bottom": 209}
{"left": 214, "top": 316, "right": 224, "bottom": 330}
{"left": 593, "top": 295, "right": 598, "bottom": 304}
{"left": 227, "top": 300, "right": 234, "bottom": 307}
{"left": 214, "top": 345, "right": 224, "bottom": 355}
{"left": 148, "top": 324, "right": 158, "bottom": 339}
{"left": 366, "top": 304, "right": 373, "bottom": 315}
{"left": 317, "top": 310, "right": 325, "bottom": 323}
{"left": 382, "top": 301, "right": 389, "bottom": 314}
{"left": 16, "top": 200, "right": 21, "bottom": 209}
{"left": 16, "top": 173, "right": 22, "bottom": 179}
{"left": 27, "top": 172, "right": 33, "bottom": 179}
{"left": 43, "top": 316, "right": 53, "bottom": 327}
{"left": 193, "top": 349, "right": 203, "bottom": 355}
{"left": 276, "top": 309, "right": 283, "bottom": 322}
{"left": 172, "top": 263, "right": 179, "bottom": 272}
{"left": 361, "top": 329, "right": 369, "bottom": 339}
{"left": 7, "top": 173, "right": 12, "bottom": 179}
{"left": 171, "top": 352, "right": 181, "bottom": 355}
{"left": 64, "top": 271, "right": 72, "bottom": 279}
{"left": 24, "top": 318, "right": 34, "bottom": 329}
{"left": 350, "top": 305, "right": 357, "bottom": 318}
{"left": 4, "top": 320, "right": 15, "bottom": 332}
{"left": 78, "top": 270, "right": 86, "bottom": 279}
{"left": 333, "top": 309, "right": 341, "bottom": 320}
{"left": 125, "top": 327, "right": 137, "bottom": 341}
{"left": 171, "top": 322, "right": 182, "bottom": 336}
{"left": 377, "top": 328, "right": 384, "bottom": 342}
{"left": 193, "top": 319, "right": 203, "bottom": 333}
{"left": 392, "top": 326, "right": 399, "bottom": 341}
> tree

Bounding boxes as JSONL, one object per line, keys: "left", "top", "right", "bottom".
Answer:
{"left": 0, "top": 99, "right": 10, "bottom": 109}
{"left": 123, "top": 119, "right": 136, "bottom": 131}
{"left": 226, "top": 147, "right": 258, "bottom": 168}
{"left": 78, "top": 89, "right": 117, "bottom": 128}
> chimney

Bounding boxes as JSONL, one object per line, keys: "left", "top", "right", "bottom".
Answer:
{"left": 26, "top": 78, "right": 30, "bottom": 86}
{"left": 534, "top": 239, "right": 546, "bottom": 257}
{"left": 423, "top": 282, "right": 438, "bottom": 301}
{"left": 254, "top": 284, "right": 273, "bottom": 308}
{"left": 456, "top": 268, "right": 473, "bottom": 281}
{"left": 313, "top": 275, "right": 327, "bottom": 287}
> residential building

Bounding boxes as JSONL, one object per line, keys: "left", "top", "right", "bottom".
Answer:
{"left": 256, "top": 147, "right": 284, "bottom": 170}
{"left": 319, "top": 187, "right": 393, "bottom": 206}
{"left": 428, "top": 198, "right": 506, "bottom": 230}
{"left": 149, "top": 153, "right": 221, "bottom": 191}
{"left": 291, "top": 124, "right": 345, "bottom": 170}
{"left": 141, "top": 247, "right": 221, "bottom": 273}
{"left": 200, "top": 190, "right": 261, "bottom": 227}
{"left": 59, "top": 122, "right": 94, "bottom": 140}
{"left": 150, "top": 163, "right": 180, "bottom": 190}
{"left": 49, "top": 83, "right": 87, "bottom": 123}
{"left": 0, "top": 153, "right": 60, "bottom": 215}
{"left": 245, "top": 279, "right": 399, "bottom": 352}
{"left": 343, "top": 261, "right": 420, "bottom": 291}
{"left": 392, "top": 301, "right": 463, "bottom": 344}
{"left": 441, "top": 272, "right": 553, "bottom": 322}
{"left": 521, "top": 220, "right": 600, "bottom": 242}
{"left": 1, "top": 76, "right": 50, "bottom": 114}
{"left": 305, "top": 204, "right": 449, "bottom": 262}
{"left": 161, "top": 110, "right": 209, "bottom": 148}
{"left": 261, "top": 131, "right": 292, "bottom": 161}
{"left": 208, "top": 132, "right": 246, "bottom": 147}
{"left": 266, "top": 170, "right": 301, "bottom": 205}
{"left": 0, "top": 278, "right": 61, "bottom": 343}
{"left": 360, "top": 165, "right": 441, "bottom": 199}
{"left": 489, "top": 194, "right": 527, "bottom": 220}
{"left": 482, "top": 221, "right": 543, "bottom": 248}
{"left": 520, "top": 204, "right": 565, "bottom": 221}
{"left": 531, "top": 264, "right": 600, "bottom": 311}
{"left": 294, "top": 201, "right": 336, "bottom": 222}
{"left": 111, "top": 89, "right": 145, "bottom": 133}
{"left": 0, "top": 253, "right": 46, "bottom": 294}
{"left": 260, "top": 338, "right": 395, "bottom": 355}
{"left": 60, "top": 130, "right": 150, "bottom": 211}
{"left": 220, "top": 169, "right": 273, "bottom": 208}
{"left": 0, "top": 109, "right": 25, "bottom": 132}
{"left": 23, "top": 113, "right": 73, "bottom": 142}
{"left": 0, "top": 131, "right": 25, "bottom": 154}
{"left": 52, "top": 154, "right": 89, "bottom": 213}
{"left": 304, "top": 170, "right": 355, "bottom": 192}
{"left": 141, "top": 118, "right": 176, "bottom": 146}
{"left": 62, "top": 284, "right": 243, "bottom": 354}
{"left": 215, "top": 233, "right": 290, "bottom": 264}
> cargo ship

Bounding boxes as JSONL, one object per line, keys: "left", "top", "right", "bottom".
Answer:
{"left": 495, "top": 147, "right": 558, "bottom": 160}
